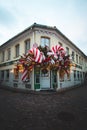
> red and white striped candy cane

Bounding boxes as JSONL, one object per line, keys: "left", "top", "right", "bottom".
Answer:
{"left": 33, "top": 48, "right": 41, "bottom": 62}
{"left": 29, "top": 47, "right": 45, "bottom": 63}
{"left": 52, "top": 45, "right": 66, "bottom": 58}
{"left": 21, "top": 67, "right": 28, "bottom": 81}
{"left": 52, "top": 45, "right": 59, "bottom": 53}
{"left": 52, "top": 45, "right": 64, "bottom": 53}
{"left": 51, "top": 45, "right": 59, "bottom": 58}
{"left": 28, "top": 48, "right": 34, "bottom": 55}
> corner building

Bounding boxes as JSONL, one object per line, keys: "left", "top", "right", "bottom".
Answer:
{"left": 0, "top": 23, "right": 87, "bottom": 91}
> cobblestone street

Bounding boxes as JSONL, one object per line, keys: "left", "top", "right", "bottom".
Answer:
{"left": 0, "top": 85, "right": 87, "bottom": 130}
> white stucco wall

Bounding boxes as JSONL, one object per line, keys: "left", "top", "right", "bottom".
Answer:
{"left": 0, "top": 26, "right": 86, "bottom": 91}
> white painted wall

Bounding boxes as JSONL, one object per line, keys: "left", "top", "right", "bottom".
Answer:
{"left": 0, "top": 26, "right": 86, "bottom": 91}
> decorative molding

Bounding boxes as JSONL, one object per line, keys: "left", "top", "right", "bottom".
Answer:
{"left": 34, "top": 29, "right": 55, "bottom": 36}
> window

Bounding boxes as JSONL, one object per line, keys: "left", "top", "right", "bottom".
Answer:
{"left": 15, "top": 44, "right": 19, "bottom": 57}
{"left": 6, "top": 70, "right": 9, "bottom": 80}
{"left": 2, "top": 51, "right": 5, "bottom": 62}
{"left": 66, "top": 47, "right": 69, "bottom": 55}
{"left": 76, "top": 54, "right": 78, "bottom": 63}
{"left": 74, "top": 70, "right": 76, "bottom": 80}
{"left": 83, "top": 72, "right": 85, "bottom": 79}
{"left": 80, "top": 72, "right": 82, "bottom": 79}
{"left": 41, "top": 37, "right": 50, "bottom": 47}
{"left": 35, "top": 68, "right": 40, "bottom": 84}
{"left": 7, "top": 48, "right": 11, "bottom": 60}
{"left": 35, "top": 74, "right": 40, "bottom": 83}
{"left": 25, "top": 39, "right": 30, "bottom": 53}
{"left": 72, "top": 51, "right": 75, "bottom": 61}
{"left": 77, "top": 71, "right": 79, "bottom": 80}
{"left": 1, "top": 70, "right": 4, "bottom": 80}
{"left": 79, "top": 56, "right": 81, "bottom": 64}
{"left": 52, "top": 70, "right": 57, "bottom": 83}
{"left": 81, "top": 58, "right": 83, "bottom": 65}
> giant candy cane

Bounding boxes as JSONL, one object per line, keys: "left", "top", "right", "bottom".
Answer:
{"left": 20, "top": 44, "right": 70, "bottom": 82}
{"left": 29, "top": 47, "right": 45, "bottom": 63}
{"left": 52, "top": 45, "right": 66, "bottom": 59}
{"left": 52, "top": 45, "right": 64, "bottom": 53}
{"left": 21, "top": 67, "right": 28, "bottom": 81}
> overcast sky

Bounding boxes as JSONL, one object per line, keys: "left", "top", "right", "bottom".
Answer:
{"left": 0, "top": 0, "right": 87, "bottom": 55}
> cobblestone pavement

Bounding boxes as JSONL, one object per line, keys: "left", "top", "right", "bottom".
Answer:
{"left": 0, "top": 85, "right": 87, "bottom": 130}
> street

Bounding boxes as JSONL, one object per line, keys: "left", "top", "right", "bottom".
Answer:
{"left": 0, "top": 85, "right": 87, "bottom": 130}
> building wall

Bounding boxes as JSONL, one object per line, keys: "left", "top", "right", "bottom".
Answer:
{"left": 0, "top": 25, "right": 86, "bottom": 91}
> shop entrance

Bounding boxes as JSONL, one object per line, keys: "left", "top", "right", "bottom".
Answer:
{"left": 40, "top": 68, "right": 50, "bottom": 89}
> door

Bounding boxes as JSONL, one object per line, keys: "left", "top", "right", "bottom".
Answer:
{"left": 52, "top": 70, "right": 57, "bottom": 88}
{"left": 40, "top": 68, "right": 50, "bottom": 89}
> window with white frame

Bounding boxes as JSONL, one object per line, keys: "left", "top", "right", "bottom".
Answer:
{"left": 72, "top": 51, "right": 75, "bottom": 61}
{"left": 25, "top": 39, "right": 30, "bottom": 53}
{"left": 76, "top": 54, "right": 78, "bottom": 63}
{"left": 7, "top": 48, "right": 11, "bottom": 60}
{"left": 83, "top": 72, "right": 85, "bottom": 79}
{"left": 79, "top": 56, "right": 81, "bottom": 64}
{"left": 41, "top": 37, "right": 50, "bottom": 47}
{"left": 2, "top": 51, "right": 5, "bottom": 62}
{"left": 66, "top": 47, "right": 69, "bottom": 55}
{"left": 80, "top": 71, "right": 82, "bottom": 79}
{"left": 1, "top": 70, "right": 4, "bottom": 80}
{"left": 77, "top": 71, "right": 79, "bottom": 80}
{"left": 74, "top": 70, "right": 76, "bottom": 80}
{"left": 6, "top": 70, "right": 9, "bottom": 80}
{"left": 81, "top": 58, "right": 83, "bottom": 65}
{"left": 35, "top": 68, "right": 40, "bottom": 84}
{"left": 15, "top": 44, "right": 19, "bottom": 57}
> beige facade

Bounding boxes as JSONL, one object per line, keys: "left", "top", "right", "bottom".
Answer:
{"left": 0, "top": 23, "right": 87, "bottom": 91}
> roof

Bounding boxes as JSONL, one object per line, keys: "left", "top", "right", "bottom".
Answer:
{"left": 0, "top": 23, "right": 86, "bottom": 57}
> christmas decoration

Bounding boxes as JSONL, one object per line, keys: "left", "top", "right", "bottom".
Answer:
{"left": 21, "top": 67, "right": 28, "bottom": 81}
{"left": 16, "top": 44, "right": 71, "bottom": 82}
